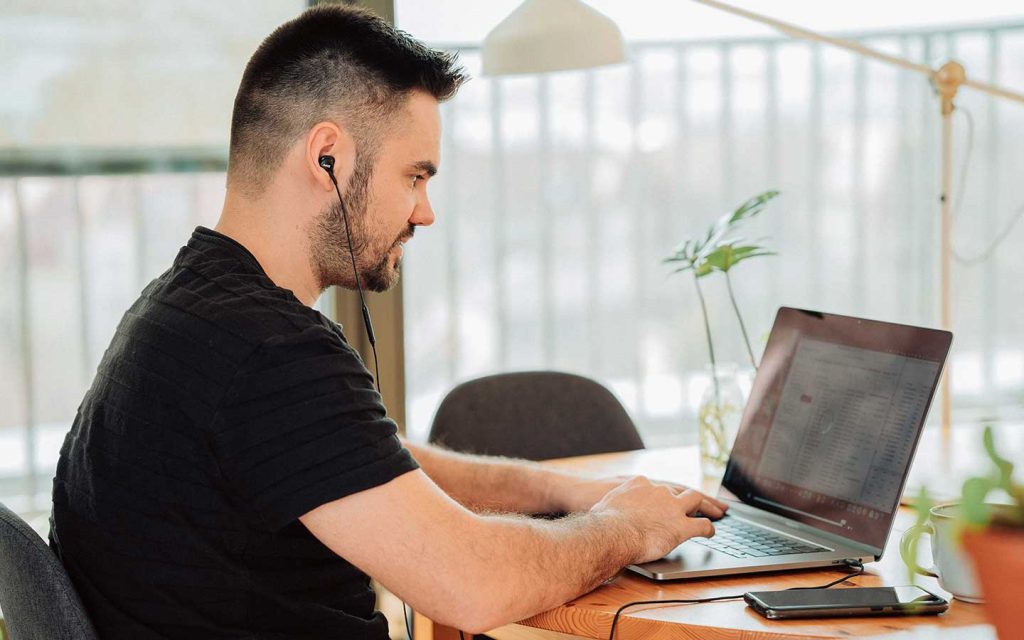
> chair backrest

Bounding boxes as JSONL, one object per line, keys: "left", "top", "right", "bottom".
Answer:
{"left": 428, "top": 371, "right": 644, "bottom": 461}
{"left": 0, "top": 503, "right": 98, "bottom": 640}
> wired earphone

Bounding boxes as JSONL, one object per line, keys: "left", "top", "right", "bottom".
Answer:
{"left": 318, "top": 155, "right": 381, "bottom": 395}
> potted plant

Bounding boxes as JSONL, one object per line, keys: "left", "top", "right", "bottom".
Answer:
{"left": 663, "top": 190, "right": 779, "bottom": 477}
{"left": 907, "top": 425, "right": 1024, "bottom": 637}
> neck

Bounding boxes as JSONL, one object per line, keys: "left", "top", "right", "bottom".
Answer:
{"left": 215, "top": 183, "right": 321, "bottom": 307}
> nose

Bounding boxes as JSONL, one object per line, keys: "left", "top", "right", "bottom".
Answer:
{"left": 410, "top": 195, "right": 435, "bottom": 227}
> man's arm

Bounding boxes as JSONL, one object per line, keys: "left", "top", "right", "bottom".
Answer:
{"left": 402, "top": 439, "right": 576, "bottom": 514}
{"left": 403, "top": 438, "right": 728, "bottom": 517}
{"left": 301, "top": 468, "right": 714, "bottom": 634}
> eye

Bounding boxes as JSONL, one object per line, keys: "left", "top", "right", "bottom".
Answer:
{"left": 411, "top": 174, "right": 424, "bottom": 189}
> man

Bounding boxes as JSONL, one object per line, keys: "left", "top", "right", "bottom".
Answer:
{"left": 50, "top": 5, "right": 726, "bottom": 638}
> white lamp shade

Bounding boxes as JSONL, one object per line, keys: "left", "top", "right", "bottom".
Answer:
{"left": 482, "top": 0, "right": 627, "bottom": 76}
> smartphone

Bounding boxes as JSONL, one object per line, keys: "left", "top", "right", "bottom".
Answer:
{"left": 744, "top": 586, "right": 949, "bottom": 620}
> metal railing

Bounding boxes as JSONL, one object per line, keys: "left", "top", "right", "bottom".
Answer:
{"left": 0, "top": 148, "right": 336, "bottom": 520}
{"left": 2, "top": 149, "right": 226, "bottom": 518}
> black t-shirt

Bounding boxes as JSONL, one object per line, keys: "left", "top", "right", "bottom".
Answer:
{"left": 49, "top": 227, "right": 418, "bottom": 639}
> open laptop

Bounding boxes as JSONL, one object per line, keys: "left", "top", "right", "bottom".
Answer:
{"left": 630, "top": 307, "right": 952, "bottom": 581}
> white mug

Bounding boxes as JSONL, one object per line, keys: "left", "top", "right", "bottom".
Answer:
{"left": 899, "top": 503, "right": 983, "bottom": 603}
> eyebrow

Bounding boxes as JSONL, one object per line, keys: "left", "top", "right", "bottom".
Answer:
{"left": 410, "top": 160, "right": 438, "bottom": 178}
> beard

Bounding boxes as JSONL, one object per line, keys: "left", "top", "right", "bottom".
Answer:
{"left": 308, "top": 154, "right": 412, "bottom": 293}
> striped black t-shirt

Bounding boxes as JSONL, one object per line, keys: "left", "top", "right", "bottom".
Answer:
{"left": 49, "top": 226, "right": 418, "bottom": 639}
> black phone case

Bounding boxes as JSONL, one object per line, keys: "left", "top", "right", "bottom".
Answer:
{"left": 744, "top": 589, "right": 949, "bottom": 620}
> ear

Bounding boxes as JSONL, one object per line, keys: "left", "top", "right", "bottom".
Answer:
{"left": 305, "top": 120, "right": 357, "bottom": 192}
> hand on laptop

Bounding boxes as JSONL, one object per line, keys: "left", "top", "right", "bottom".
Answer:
{"left": 557, "top": 474, "right": 729, "bottom": 520}
{"left": 590, "top": 476, "right": 720, "bottom": 564}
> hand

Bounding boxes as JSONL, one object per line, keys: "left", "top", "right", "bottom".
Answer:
{"left": 590, "top": 476, "right": 718, "bottom": 564}
{"left": 556, "top": 474, "right": 729, "bottom": 520}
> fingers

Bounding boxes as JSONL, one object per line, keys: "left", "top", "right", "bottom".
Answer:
{"left": 697, "top": 492, "right": 728, "bottom": 513}
{"left": 676, "top": 489, "right": 705, "bottom": 514}
{"left": 696, "top": 498, "right": 726, "bottom": 519}
{"left": 692, "top": 517, "right": 716, "bottom": 538}
{"left": 658, "top": 481, "right": 729, "bottom": 514}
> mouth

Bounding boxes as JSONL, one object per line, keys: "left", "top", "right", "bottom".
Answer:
{"left": 391, "top": 237, "right": 410, "bottom": 258}
{"left": 389, "top": 228, "right": 415, "bottom": 259}
{"left": 393, "top": 234, "right": 413, "bottom": 251}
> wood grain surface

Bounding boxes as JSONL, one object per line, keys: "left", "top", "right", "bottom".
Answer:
{"left": 420, "top": 437, "right": 1004, "bottom": 639}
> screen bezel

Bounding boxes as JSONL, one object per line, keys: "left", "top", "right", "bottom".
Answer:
{"left": 720, "top": 307, "right": 952, "bottom": 553}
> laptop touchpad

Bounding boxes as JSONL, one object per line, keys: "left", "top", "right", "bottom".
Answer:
{"left": 644, "top": 539, "right": 718, "bottom": 570}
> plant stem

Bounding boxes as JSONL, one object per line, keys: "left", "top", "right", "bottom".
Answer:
{"left": 693, "top": 275, "right": 721, "bottom": 407}
{"left": 724, "top": 270, "right": 757, "bottom": 370}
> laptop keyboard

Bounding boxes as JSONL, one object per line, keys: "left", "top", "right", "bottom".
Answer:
{"left": 693, "top": 516, "right": 830, "bottom": 558}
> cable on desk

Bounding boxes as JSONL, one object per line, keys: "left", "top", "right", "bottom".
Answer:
{"left": 606, "top": 559, "right": 865, "bottom": 640}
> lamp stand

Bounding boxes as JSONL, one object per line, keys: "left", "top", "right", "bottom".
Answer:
{"left": 934, "top": 61, "right": 966, "bottom": 447}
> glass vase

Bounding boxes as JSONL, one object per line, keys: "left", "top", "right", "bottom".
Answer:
{"left": 697, "top": 363, "right": 749, "bottom": 480}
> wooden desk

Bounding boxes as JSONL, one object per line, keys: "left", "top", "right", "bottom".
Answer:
{"left": 416, "top": 446, "right": 996, "bottom": 640}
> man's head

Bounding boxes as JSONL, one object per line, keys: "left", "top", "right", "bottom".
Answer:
{"left": 227, "top": 5, "right": 467, "bottom": 292}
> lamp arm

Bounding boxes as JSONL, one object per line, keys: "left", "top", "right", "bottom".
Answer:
{"left": 963, "top": 76, "right": 1024, "bottom": 105}
{"left": 691, "top": 0, "right": 1024, "bottom": 106}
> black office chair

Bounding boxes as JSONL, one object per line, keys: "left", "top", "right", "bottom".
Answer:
{"left": 0, "top": 502, "right": 99, "bottom": 640}
{"left": 428, "top": 371, "right": 644, "bottom": 461}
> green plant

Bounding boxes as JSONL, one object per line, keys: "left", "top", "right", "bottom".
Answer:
{"left": 664, "top": 191, "right": 779, "bottom": 470}
{"left": 906, "top": 425, "right": 1024, "bottom": 583}
{"left": 663, "top": 190, "right": 779, "bottom": 373}
{"left": 958, "top": 426, "right": 1024, "bottom": 528}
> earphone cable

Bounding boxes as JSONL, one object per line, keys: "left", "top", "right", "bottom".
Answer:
{"left": 329, "top": 177, "right": 382, "bottom": 394}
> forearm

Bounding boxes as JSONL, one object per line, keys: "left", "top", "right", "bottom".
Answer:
{"left": 403, "top": 439, "right": 583, "bottom": 514}
{"left": 461, "top": 509, "right": 640, "bottom": 632}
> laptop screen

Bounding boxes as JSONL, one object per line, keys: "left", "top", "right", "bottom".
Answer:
{"left": 720, "top": 308, "right": 951, "bottom": 551}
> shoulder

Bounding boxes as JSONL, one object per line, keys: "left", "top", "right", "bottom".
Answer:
{"left": 139, "top": 238, "right": 348, "bottom": 363}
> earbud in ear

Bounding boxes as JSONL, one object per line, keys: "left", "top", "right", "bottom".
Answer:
{"left": 318, "top": 155, "right": 335, "bottom": 174}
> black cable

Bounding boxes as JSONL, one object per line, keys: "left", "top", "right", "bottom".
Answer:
{"left": 328, "top": 176, "right": 382, "bottom": 395}
{"left": 606, "top": 559, "right": 864, "bottom": 640}
{"left": 402, "top": 602, "right": 413, "bottom": 640}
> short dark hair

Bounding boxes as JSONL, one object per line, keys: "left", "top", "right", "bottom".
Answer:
{"left": 228, "top": 4, "right": 468, "bottom": 195}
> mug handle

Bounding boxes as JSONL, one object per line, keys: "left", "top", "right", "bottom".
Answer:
{"left": 900, "top": 523, "right": 939, "bottom": 578}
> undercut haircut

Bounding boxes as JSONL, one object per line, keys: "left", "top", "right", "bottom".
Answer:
{"left": 228, "top": 4, "right": 468, "bottom": 196}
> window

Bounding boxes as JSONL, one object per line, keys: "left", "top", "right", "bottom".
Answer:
{"left": 398, "top": 5, "right": 1024, "bottom": 445}
{"left": 0, "top": 1, "right": 305, "bottom": 525}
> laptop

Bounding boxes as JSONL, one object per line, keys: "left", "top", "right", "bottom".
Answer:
{"left": 630, "top": 307, "right": 952, "bottom": 581}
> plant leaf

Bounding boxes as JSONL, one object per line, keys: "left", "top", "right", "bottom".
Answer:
{"left": 664, "top": 190, "right": 780, "bottom": 278}
{"left": 703, "top": 243, "right": 777, "bottom": 273}
{"left": 982, "top": 425, "right": 1014, "bottom": 491}
{"left": 728, "top": 190, "right": 781, "bottom": 225}
{"left": 961, "top": 476, "right": 996, "bottom": 526}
